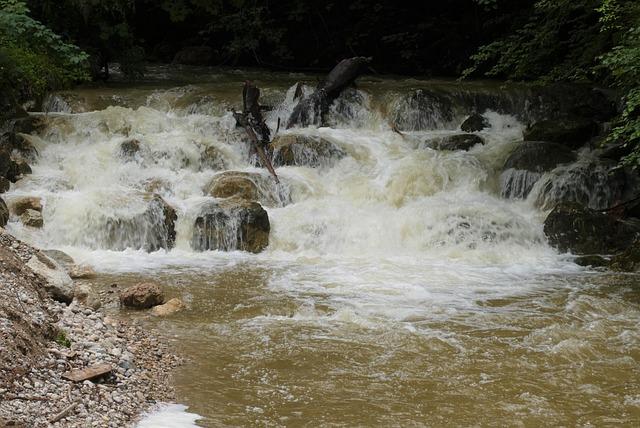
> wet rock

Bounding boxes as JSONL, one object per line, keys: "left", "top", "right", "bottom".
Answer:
{"left": 192, "top": 196, "right": 270, "bottom": 253}
{"left": 172, "top": 46, "right": 213, "bottom": 65}
{"left": 69, "top": 264, "right": 97, "bottom": 279}
{"left": 150, "top": 298, "right": 185, "bottom": 316}
{"left": 533, "top": 159, "right": 626, "bottom": 210}
{"left": 21, "top": 209, "right": 43, "bottom": 228}
{"left": 523, "top": 117, "right": 598, "bottom": 149}
{"left": 574, "top": 255, "right": 609, "bottom": 268}
{"left": 0, "top": 177, "right": 10, "bottom": 193}
{"left": 391, "top": 89, "right": 454, "bottom": 131}
{"left": 609, "top": 239, "right": 640, "bottom": 272}
{"left": 26, "top": 253, "right": 74, "bottom": 303}
{"left": 74, "top": 283, "right": 101, "bottom": 310}
{"left": 119, "top": 139, "right": 141, "bottom": 159}
{"left": 119, "top": 283, "right": 164, "bottom": 309}
{"left": 429, "top": 134, "right": 485, "bottom": 151}
{"left": 599, "top": 140, "right": 634, "bottom": 162}
{"left": 42, "top": 249, "right": 75, "bottom": 270}
{"left": 200, "top": 145, "right": 226, "bottom": 170}
{"left": 102, "top": 194, "right": 177, "bottom": 252}
{"left": 543, "top": 202, "right": 640, "bottom": 255}
{"left": 460, "top": 113, "right": 490, "bottom": 132}
{"left": 6, "top": 158, "right": 32, "bottom": 182}
{"left": 0, "top": 148, "right": 12, "bottom": 178}
{"left": 205, "top": 171, "right": 285, "bottom": 207}
{"left": 0, "top": 197, "right": 8, "bottom": 227}
{"left": 9, "top": 196, "right": 42, "bottom": 216}
{"left": 271, "top": 134, "right": 345, "bottom": 167}
{"left": 500, "top": 142, "right": 576, "bottom": 199}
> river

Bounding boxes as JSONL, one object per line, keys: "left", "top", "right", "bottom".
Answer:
{"left": 6, "top": 66, "right": 640, "bottom": 426}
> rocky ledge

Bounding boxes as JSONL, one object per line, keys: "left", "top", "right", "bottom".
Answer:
{"left": 0, "top": 229, "right": 180, "bottom": 427}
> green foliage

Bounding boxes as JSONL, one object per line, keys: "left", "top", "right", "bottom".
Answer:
{"left": 55, "top": 329, "right": 71, "bottom": 348}
{"left": 0, "top": 0, "right": 89, "bottom": 105}
{"left": 463, "top": 0, "right": 609, "bottom": 81}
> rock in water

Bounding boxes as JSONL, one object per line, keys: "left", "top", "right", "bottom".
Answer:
{"left": 609, "top": 239, "right": 640, "bottom": 272}
{"left": 460, "top": 113, "right": 490, "bottom": 132}
{"left": 426, "top": 134, "right": 485, "bottom": 151}
{"left": 42, "top": 249, "right": 75, "bottom": 270}
{"left": 151, "top": 298, "right": 186, "bottom": 316}
{"left": 26, "top": 252, "right": 74, "bottom": 303}
{"left": 543, "top": 202, "right": 640, "bottom": 254}
{"left": 533, "top": 159, "right": 626, "bottom": 210}
{"left": 0, "top": 197, "right": 8, "bottom": 227}
{"left": 10, "top": 196, "right": 42, "bottom": 216}
{"left": 20, "top": 209, "right": 43, "bottom": 228}
{"left": 102, "top": 194, "right": 177, "bottom": 252}
{"left": 523, "top": 117, "right": 598, "bottom": 149}
{"left": 206, "top": 171, "right": 286, "bottom": 207}
{"left": 391, "top": 89, "right": 454, "bottom": 131}
{"left": 271, "top": 134, "right": 346, "bottom": 167}
{"left": 69, "top": 264, "right": 97, "bottom": 279}
{"left": 192, "top": 197, "right": 270, "bottom": 253}
{"left": 119, "top": 139, "right": 141, "bottom": 159}
{"left": 500, "top": 141, "right": 576, "bottom": 199}
{"left": 119, "top": 283, "right": 165, "bottom": 309}
{"left": 0, "top": 177, "right": 9, "bottom": 193}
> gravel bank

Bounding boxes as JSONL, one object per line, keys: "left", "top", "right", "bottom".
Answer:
{"left": 0, "top": 229, "right": 181, "bottom": 427}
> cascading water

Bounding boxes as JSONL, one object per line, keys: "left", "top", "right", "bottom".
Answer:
{"left": 7, "top": 68, "right": 640, "bottom": 426}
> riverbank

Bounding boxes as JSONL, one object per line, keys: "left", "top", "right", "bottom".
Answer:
{"left": 0, "top": 229, "right": 181, "bottom": 427}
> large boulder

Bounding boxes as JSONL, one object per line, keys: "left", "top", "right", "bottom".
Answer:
{"left": 543, "top": 202, "right": 640, "bottom": 255}
{"left": 119, "top": 283, "right": 165, "bottom": 309}
{"left": 460, "top": 113, "right": 490, "bottom": 132}
{"left": 26, "top": 252, "right": 74, "bottom": 303}
{"left": 172, "top": 46, "right": 213, "bottom": 65}
{"left": 42, "top": 249, "right": 75, "bottom": 270}
{"left": 533, "top": 159, "right": 626, "bottom": 210}
{"left": 191, "top": 197, "right": 270, "bottom": 253}
{"left": 500, "top": 141, "right": 576, "bottom": 199}
{"left": 0, "top": 177, "right": 10, "bottom": 193}
{"left": 271, "top": 134, "right": 346, "bottom": 167}
{"left": 205, "top": 171, "right": 285, "bottom": 207}
{"left": 391, "top": 89, "right": 454, "bottom": 131}
{"left": 523, "top": 118, "right": 599, "bottom": 149}
{"left": 609, "top": 239, "right": 640, "bottom": 272}
{"left": 427, "top": 134, "right": 485, "bottom": 151}
{"left": 102, "top": 194, "right": 177, "bottom": 252}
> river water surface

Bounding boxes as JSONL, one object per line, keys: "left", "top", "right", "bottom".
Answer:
{"left": 6, "top": 66, "right": 640, "bottom": 426}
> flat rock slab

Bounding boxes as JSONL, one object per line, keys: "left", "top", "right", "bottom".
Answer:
{"left": 62, "top": 363, "right": 113, "bottom": 382}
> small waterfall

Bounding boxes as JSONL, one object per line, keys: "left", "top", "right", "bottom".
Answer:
{"left": 500, "top": 169, "right": 542, "bottom": 199}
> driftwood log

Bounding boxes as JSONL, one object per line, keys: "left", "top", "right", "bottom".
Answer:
{"left": 233, "top": 82, "right": 279, "bottom": 183}
{"left": 287, "top": 57, "right": 372, "bottom": 128}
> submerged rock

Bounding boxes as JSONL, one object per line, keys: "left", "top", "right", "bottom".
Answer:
{"left": 192, "top": 197, "right": 270, "bottom": 253}
{"left": 543, "top": 202, "right": 639, "bottom": 254}
{"left": 206, "top": 171, "right": 287, "bottom": 207}
{"left": 150, "top": 298, "right": 186, "bottom": 316}
{"left": 200, "top": 145, "right": 227, "bottom": 170}
{"left": 427, "top": 134, "right": 485, "bottom": 151}
{"left": 460, "top": 113, "right": 489, "bottom": 132}
{"left": 271, "top": 134, "right": 346, "bottom": 167}
{"left": 119, "top": 283, "right": 165, "bottom": 309}
{"left": 523, "top": 118, "right": 598, "bottom": 149}
{"left": 609, "top": 240, "right": 640, "bottom": 272}
{"left": 119, "top": 139, "right": 141, "bottom": 159}
{"left": 500, "top": 141, "right": 576, "bottom": 199}
{"left": 21, "top": 209, "right": 43, "bottom": 228}
{"left": 26, "top": 252, "right": 74, "bottom": 303}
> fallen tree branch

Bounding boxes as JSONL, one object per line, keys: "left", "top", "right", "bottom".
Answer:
{"left": 49, "top": 400, "right": 79, "bottom": 423}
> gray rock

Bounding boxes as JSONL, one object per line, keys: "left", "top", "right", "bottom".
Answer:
{"left": 20, "top": 209, "right": 43, "bottom": 228}
{"left": 26, "top": 253, "right": 74, "bottom": 303}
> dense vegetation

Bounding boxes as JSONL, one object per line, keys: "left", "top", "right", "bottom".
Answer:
{"left": 0, "top": 0, "right": 638, "bottom": 165}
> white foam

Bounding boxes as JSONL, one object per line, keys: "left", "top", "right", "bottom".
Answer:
{"left": 137, "top": 404, "right": 202, "bottom": 428}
